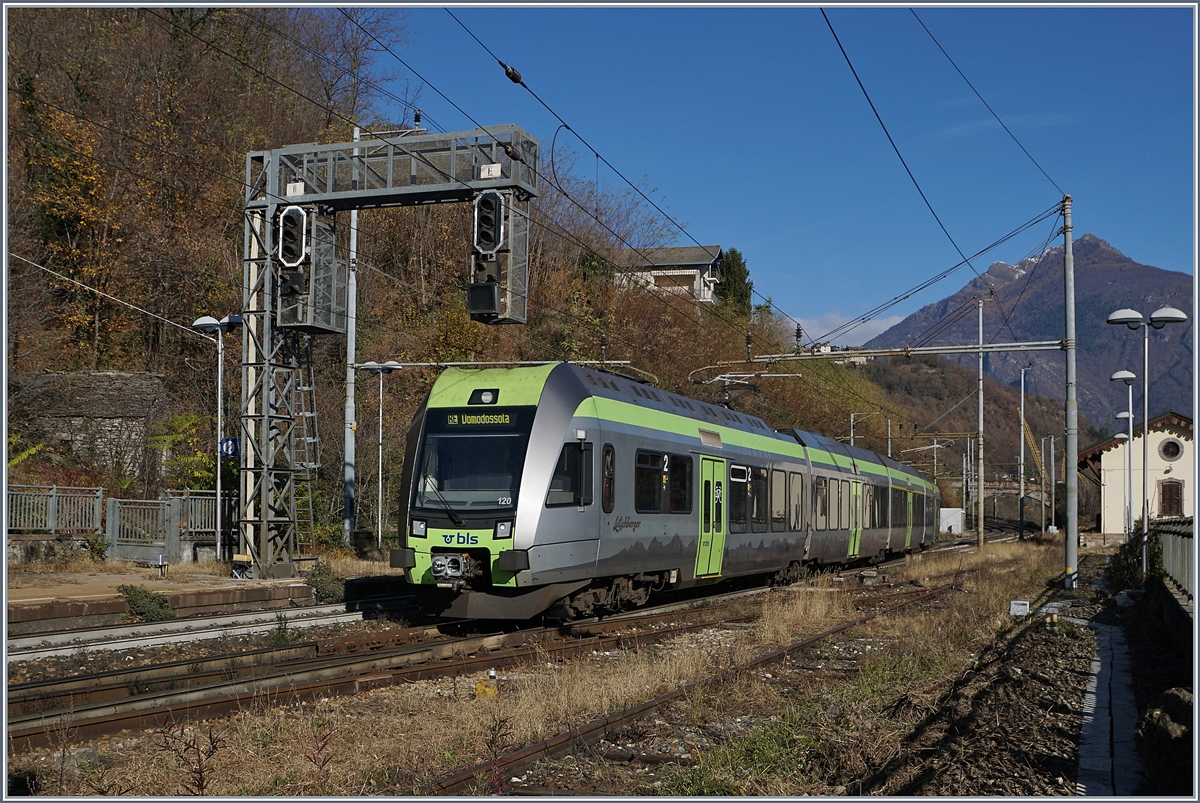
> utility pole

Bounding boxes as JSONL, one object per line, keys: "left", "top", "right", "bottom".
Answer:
{"left": 977, "top": 297, "right": 985, "bottom": 549}
{"left": 1040, "top": 437, "right": 1047, "bottom": 533}
{"left": 887, "top": 419, "right": 892, "bottom": 457}
{"left": 344, "top": 127, "right": 361, "bottom": 545}
{"left": 1019, "top": 366, "right": 1027, "bottom": 539}
{"left": 1063, "top": 196, "right": 1079, "bottom": 589}
{"left": 1050, "top": 435, "right": 1056, "bottom": 529}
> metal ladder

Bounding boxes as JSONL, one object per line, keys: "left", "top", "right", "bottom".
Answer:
{"left": 293, "top": 340, "right": 321, "bottom": 565}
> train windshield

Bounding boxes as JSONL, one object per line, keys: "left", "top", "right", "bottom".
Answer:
{"left": 413, "top": 407, "right": 535, "bottom": 514}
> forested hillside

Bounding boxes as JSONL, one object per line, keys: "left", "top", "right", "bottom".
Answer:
{"left": 6, "top": 9, "right": 1078, "bottom": 534}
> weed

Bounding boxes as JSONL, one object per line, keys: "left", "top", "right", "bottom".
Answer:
{"left": 117, "top": 584, "right": 175, "bottom": 622}
{"left": 480, "top": 715, "right": 514, "bottom": 794}
{"left": 269, "top": 612, "right": 294, "bottom": 648}
{"left": 76, "top": 758, "right": 133, "bottom": 796}
{"left": 302, "top": 717, "right": 336, "bottom": 794}
{"left": 156, "top": 722, "right": 226, "bottom": 795}
{"left": 304, "top": 561, "right": 345, "bottom": 604}
{"left": 82, "top": 533, "right": 109, "bottom": 562}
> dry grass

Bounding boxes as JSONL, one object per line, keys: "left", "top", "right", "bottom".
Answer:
{"left": 11, "top": 541, "right": 1069, "bottom": 796}
{"left": 755, "top": 575, "right": 857, "bottom": 645}
{"left": 317, "top": 554, "right": 406, "bottom": 580}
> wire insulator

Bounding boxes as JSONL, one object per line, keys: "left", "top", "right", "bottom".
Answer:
{"left": 502, "top": 62, "right": 522, "bottom": 84}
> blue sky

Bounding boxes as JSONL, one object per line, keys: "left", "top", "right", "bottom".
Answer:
{"left": 380, "top": 6, "right": 1194, "bottom": 345}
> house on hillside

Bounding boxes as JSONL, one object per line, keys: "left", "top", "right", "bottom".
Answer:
{"left": 616, "top": 245, "right": 723, "bottom": 302}
{"left": 1077, "top": 410, "right": 1193, "bottom": 542}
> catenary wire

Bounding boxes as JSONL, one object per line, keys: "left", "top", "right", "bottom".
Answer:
{"left": 910, "top": 9, "right": 1064, "bottom": 197}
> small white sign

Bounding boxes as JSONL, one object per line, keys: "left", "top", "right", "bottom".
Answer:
{"left": 480, "top": 163, "right": 502, "bottom": 179}
{"left": 1009, "top": 600, "right": 1030, "bottom": 616}
{"left": 286, "top": 181, "right": 306, "bottom": 197}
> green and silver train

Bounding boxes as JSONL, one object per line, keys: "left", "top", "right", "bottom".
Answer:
{"left": 391, "top": 362, "right": 939, "bottom": 620}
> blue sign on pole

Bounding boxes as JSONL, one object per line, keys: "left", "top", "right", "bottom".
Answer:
{"left": 220, "top": 437, "right": 239, "bottom": 458}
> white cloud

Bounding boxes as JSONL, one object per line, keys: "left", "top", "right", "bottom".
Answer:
{"left": 797, "top": 312, "right": 907, "bottom": 348}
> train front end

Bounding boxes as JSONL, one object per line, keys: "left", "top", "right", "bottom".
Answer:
{"left": 390, "top": 364, "right": 586, "bottom": 618}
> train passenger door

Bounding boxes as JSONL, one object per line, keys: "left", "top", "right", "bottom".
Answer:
{"left": 695, "top": 457, "right": 726, "bottom": 577}
{"left": 905, "top": 491, "right": 914, "bottom": 549}
{"left": 848, "top": 480, "right": 863, "bottom": 558}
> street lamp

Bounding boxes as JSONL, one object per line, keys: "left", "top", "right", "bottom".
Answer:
{"left": 1113, "top": 430, "right": 1130, "bottom": 544}
{"left": 1106, "top": 307, "right": 1188, "bottom": 574}
{"left": 1111, "top": 370, "right": 1135, "bottom": 543}
{"left": 192, "top": 314, "right": 243, "bottom": 562}
{"left": 359, "top": 361, "right": 402, "bottom": 549}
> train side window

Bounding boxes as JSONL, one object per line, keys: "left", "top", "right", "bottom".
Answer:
{"left": 668, "top": 453, "right": 693, "bottom": 513}
{"left": 789, "top": 472, "right": 805, "bottom": 531}
{"left": 601, "top": 444, "right": 615, "bottom": 514}
{"left": 703, "top": 480, "right": 711, "bottom": 531}
{"left": 814, "top": 477, "right": 828, "bottom": 530}
{"left": 729, "top": 464, "right": 749, "bottom": 533}
{"left": 546, "top": 442, "right": 593, "bottom": 507}
{"left": 771, "top": 470, "right": 787, "bottom": 532}
{"left": 751, "top": 467, "right": 768, "bottom": 533}
{"left": 841, "top": 480, "right": 851, "bottom": 531}
{"left": 863, "top": 485, "right": 873, "bottom": 528}
{"left": 635, "top": 451, "right": 664, "bottom": 513}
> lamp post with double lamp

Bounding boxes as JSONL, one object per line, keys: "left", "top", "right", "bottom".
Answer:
{"left": 192, "top": 314, "right": 244, "bottom": 562}
{"left": 1110, "top": 369, "right": 1136, "bottom": 542}
{"left": 359, "top": 361, "right": 402, "bottom": 550}
{"left": 1106, "top": 307, "right": 1188, "bottom": 574}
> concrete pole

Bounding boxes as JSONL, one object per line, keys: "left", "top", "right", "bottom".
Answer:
{"left": 1040, "top": 437, "right": 1046, "bottom": 533}
{"left": 1140, "top": 322, "right": 1150, "bottom": 575}
{"left": 850, "top": 414, "right": 856, "bottom": 448}
{"left": 887, "top": 419, "right": 892, "bottom": 457}
{"left": 1050, "top": 436, "right": 1056, "bottom": 529}
{"left": 977, "top": 297, "right": 985, "bottom": 549}
{"left": 1063, "top": 196, "right": 1079, "bottom": 589}
{"left": 1019, "top": 366, "right": 1026, "bottom": 538}
{"left": 344, "top": 127, "right": 361, "bottom": 544}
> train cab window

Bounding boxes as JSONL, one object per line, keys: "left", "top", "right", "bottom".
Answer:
{"left": 814, "top": 477, "right": 828, "bottom": 530}
{"left": 601, "top": 444, "right": 615, "bottom": 514}
{"left": 751, "top": 467, "right": 769, "bottom": 533}
{"left": 841, "top": 480, "right": 851, "bottom": 532}
{"left": 668, "top": 454, "right": 693, "bottom": 513}
{"left": 729, "top": 465, "right": 749, "bottom": 533}
{"left": 789, "top": 472, "right": 806, "bottom": 531}
{"left": 546, "top": 442, "right": 594, "bottom": 507}
{"left": 771, "top": 470, "right": 788, "bottom": 532}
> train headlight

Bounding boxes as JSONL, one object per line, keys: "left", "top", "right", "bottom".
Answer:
{"left": 411, "top": 519, "right": 427, "bottom": 538}
{"left": 495, "top": 520, "right": 512, "bottom": 539}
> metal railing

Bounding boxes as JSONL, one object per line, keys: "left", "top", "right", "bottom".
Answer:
{"left": 7, "top": 485, "right": 103, "bottom": 534}
{"left": 106, "top": 497, "right": 181, "bottom": 563}
{"left": 1154, "top": 516, "right": 1193, "bottom": 601}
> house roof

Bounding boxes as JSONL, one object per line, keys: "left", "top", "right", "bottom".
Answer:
{"left": 1077, "top": 410, "right": 1192, "bottom": 484}
{"left": 618, "top": 245, "right": 722, "bottom": 270}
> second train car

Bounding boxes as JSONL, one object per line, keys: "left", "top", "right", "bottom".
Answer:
{"left": 390, "top": 362, "right": 939, "bottom": 619}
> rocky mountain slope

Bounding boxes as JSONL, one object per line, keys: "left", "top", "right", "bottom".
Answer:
{"left": 865, "top": 234, "right": 1193, "bottom": 434}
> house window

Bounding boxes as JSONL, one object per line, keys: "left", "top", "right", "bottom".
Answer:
{"left": 1159, "top": 438, "right": 1185, "bottom": 462}
{"left": 1160, "top": 480, "right": 1184, "bottom": 517}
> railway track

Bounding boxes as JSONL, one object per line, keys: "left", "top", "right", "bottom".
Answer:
{"left": 423, "top": 582, "right": 959, "bottom": 795}
{"left": 7, "top": 528, "right": 1021, "bottom": 755}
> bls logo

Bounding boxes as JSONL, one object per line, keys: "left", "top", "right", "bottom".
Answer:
{"left": 441, "top": 533, "right": 479, "bottom": 546}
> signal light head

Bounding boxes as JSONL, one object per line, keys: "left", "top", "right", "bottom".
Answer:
{"left": 473, "top": 191, "right": 505, "bottom": 255}
{"left": 278, "top": 205, "right": 308, "bottom": 268}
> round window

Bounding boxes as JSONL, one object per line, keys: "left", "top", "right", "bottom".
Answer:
{"left": 1159, "top": 438, "right": 1184, "bottom": 462}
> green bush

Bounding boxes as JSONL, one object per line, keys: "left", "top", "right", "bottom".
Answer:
{"left": 117, "top": 584, "right": 176, "bottom": 621}
{"left": 305, "top": 561, "right": 345, "bottom": 604}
